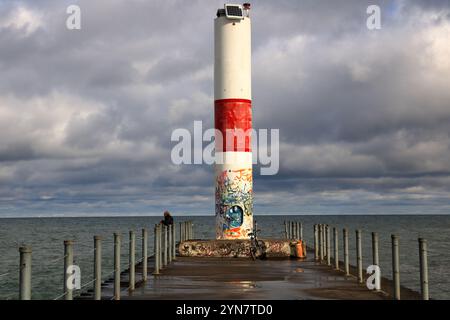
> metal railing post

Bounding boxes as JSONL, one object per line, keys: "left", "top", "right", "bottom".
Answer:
{"left": 319, "top": 224, "right": 324, "bottom": 261}
{"left": 153, "top": 224, "right": 160, "bottom": 275}
{"left": 114, "top": 233, "right": 121, "bottom": 300}
{"left": 284, "top": 221, "right": 288, "bottom": 239}
{"left": 19, "top": 246, "right": 32, "bottom": 300}
{"left": 168, "top": 224, "right": 173, "bottom": 263}
{"left": 392, "top": 234, "right": 400, "bottom": 300}
{"left": 356, "top": 230, "right": 363, "bottom": 283}
{"left": 172, "top": 223, "right": 177, "bottom": 260}
{"left": 343, "top": 228, "right": 349, "bottom": 276}
{"left": 300, "top": 222, "right": 303, "bottom": 240}
{"left": 159, "top": 224, "right": 163, "bottom": 267}
{"left": 419, "top": 238, "right": 429, "bottom": 300}
{"left": 179, "top": 222, "right": 183, "bottom": 242}
{"left": 372, "top": 232, "right": 379, "bottom": 266}
{"left": 64, "top": 240, "right": 74, "bottom": 300}
{"left": 291, "top": 221, "right": 295, "bottom": 239}
{"left": 163, "top": 225, "right": 168, "bottom": 267}
{"left": 129, "top": 231, "right": 135, "bottom": 291}
{"left": 334, "top": 227, "right": 339, "bottom": 270}
{"left": 321, "top": 224, "right": 326, "bottom": 261}
{"left": 294, "top": 221, "right": 297, "bottom": 239}
{"left": 326, "top": 225, "right": 331, "bottom": 266}
{"left": 314, "top": 224, "right": 319, "bottom": 261}
{"left": 142, "top": 228, "right": 148, "bottom": 281}
{"left": 94, "top": 236, "right": 102, "bottom": 300}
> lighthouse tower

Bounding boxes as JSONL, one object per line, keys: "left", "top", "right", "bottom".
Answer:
{"left": 214, "top": 4, "right": 253, "bottom": 240}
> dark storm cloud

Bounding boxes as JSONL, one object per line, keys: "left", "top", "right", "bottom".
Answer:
{"left": 0, "top": 0, "right": 449, "bottom": 216}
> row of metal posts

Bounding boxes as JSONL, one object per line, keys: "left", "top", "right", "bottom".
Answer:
{"left": 313, "top": 224, "right": 429, "bottom": 300}
{"left": 152, "top": 223, "right": 177, "bottom": 276}
{"left": 113, "top": 229, "right": 151, "bottom": 300}
{"left": 18, "top": 228, "right": 152, "bottom": 300}
{"left": 284, "top": 221, "right": 303, "bottom": 240}
{"left": 179, "top": 221, "right": 194, "bottom": 242}
{"left": 16, "top": 221, "right": 198, "bottom": 300}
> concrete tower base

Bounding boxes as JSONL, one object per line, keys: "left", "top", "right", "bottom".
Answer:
{"left": 178, "top": 239, "right": 306, "bottom": 258}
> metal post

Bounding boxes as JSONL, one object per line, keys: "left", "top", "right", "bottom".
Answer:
{"left": 314, "top": 224, "right": 319, "bottom": 261}
{"left": 180, "top": 222, "right": 184, "bottom": 242}
{"left": 356, "top": 230, "right": 363, "bottom": 283}
{"left": 293, "top": 222, "right": 297, "bottom": 239}
{"left": 190, "top": 221, "right": 193, "bottom": 240}
{"left": 158, "top": 224, "right": 164, "bottom": 269}
{"left": 321, "top": 224, "right": 325, "bottom": 261}
{"left": 129, "top": 231, "right": 135, "bottom": 291}
{"left": 291, "top": 221, "right": 295, "bottom": 239}
{"left": 343, "top": 228, "right": 349, "bottom": 276}
{"left": 317, "top": 224, "right": 321, "bottom": 260}
{"left": 94, "top": 236, "right": 102, "bottom": 300}
{"left": 64, "top": 240, "right": 74, "bottom": 300}
{"left": 326, "top": 225, "right": 331, "bottom": 266}
{"left": 114, "top": 233, "right": 121, "bottom": 300}
{"left": 300, "top": 222, "right": 303, "bottom": 240}
{"left": 142, "top": 228, "right": 148, "bottom": 281}
{"left": 168, "top": 224, "right": 173, "bottom": 263}
{"left": 153, "top": 225, "right": 160, "bottom": 275}
{"left": 284, "top": 221, "right": 288, "bottom": 239}
{"left": 289, "top": 221, "right": 295, "bottom": 239}
{"left": 163, "top": 225, "right": 168, "bottom": 267}
{"left": 334, "top": 228, "right": 339, "bottom": 270}
{"left": 19, "top": 246, "right": 32, "bottom": 300}
{"left": 172, "top": 222, "right": 176, "bottom": 260}
{"left": 392, "top": 234, "right": 400, "bottom": 300}
{"left": 319, "top": 224, "right": 324, "bottom": 261}
{"left": 419, "top": 238, "right": 429, "bottom": 300}
{"left": 287, "top": 221, "right": 291, "bottom": 239}
{"left": 372, "top": 232, "right": 379, "bottom": 266}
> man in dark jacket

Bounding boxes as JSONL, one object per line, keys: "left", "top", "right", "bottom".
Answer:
{"left": 161, "top": 210, "right": 174, "bottom": 226}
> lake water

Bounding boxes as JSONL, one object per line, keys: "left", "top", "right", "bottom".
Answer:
{"left": 0, "top": 215, "right": 449, "bottom": 300}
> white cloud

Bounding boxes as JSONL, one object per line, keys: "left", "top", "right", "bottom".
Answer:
{"left": 0, "top": 5, "right": 43, "bottom": 36}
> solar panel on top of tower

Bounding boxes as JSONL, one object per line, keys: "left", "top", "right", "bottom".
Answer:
{"left": 224, "top": 4, "right": 244, "bottom": 19}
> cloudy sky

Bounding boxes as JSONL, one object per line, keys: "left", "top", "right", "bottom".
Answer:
{"left": 0, "top": 0, "right": 449, "bottom": 217}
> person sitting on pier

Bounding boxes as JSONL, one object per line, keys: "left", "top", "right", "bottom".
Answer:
{"left": 161, "top": 210, "right": 174, "bottom": 226}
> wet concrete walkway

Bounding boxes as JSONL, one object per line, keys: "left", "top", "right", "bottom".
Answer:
{"left": 123, "top": 257, "right": 386, "bottom": 300}
{"left": 77, "top": 242, "right": 423, "bottom": 300}
{"left": 86, "top": 248, "right": 419, "bottom": 300}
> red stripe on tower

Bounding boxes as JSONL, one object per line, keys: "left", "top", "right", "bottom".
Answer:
{"left": 214, "top": 99, "right": 252, "bottom": 152}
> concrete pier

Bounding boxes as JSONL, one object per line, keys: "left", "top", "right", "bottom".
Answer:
{"left": 87, "top": 247, "right": 421, "bottom": 300}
